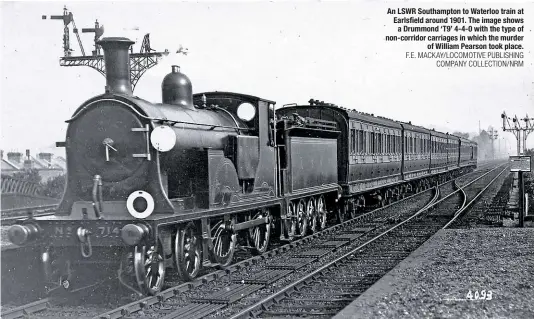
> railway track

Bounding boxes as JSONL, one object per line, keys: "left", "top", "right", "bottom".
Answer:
{"left": 1, "top": 204, "right": 56, "bottom": 226}
{"left": 449, "top": 170, "right": 512, "bottom": 228}
{"left": 1, "top": 163, "right": 504, "bottom": 319}
{"left": 221, "top": 163, "right": 508, "bottom": 319}
{"left": 87, "top": 165, "right": 502, "bottom": 319}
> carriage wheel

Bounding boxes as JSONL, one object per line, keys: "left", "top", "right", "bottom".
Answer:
{"left": 247, "top": 209, "right": 271, "bottom": 254}
{"left": 134, "top": 242, "right": 165, "bottom": 296}
{"left": 175, "top": 222, "right": 202, "bottom": 281}
{"left": 316, "top": 196, "right": 327, "bottom": 230}
{"left": 296, "top": 199, "right": 308, "bottom": 237}
{"left": 211, "top": 221, "right": 236, "bottom": 267}
{"left": 306, "top": 198, "right": 317, "bottom": 233}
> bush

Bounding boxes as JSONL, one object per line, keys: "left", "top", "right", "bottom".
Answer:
{"left": 11, "top": 168, "right": 42, "bottom": 185}
{"left": 42, "top": 174, "right": 66, "bottom": 199}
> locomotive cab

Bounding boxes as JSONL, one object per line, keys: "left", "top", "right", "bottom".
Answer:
{"left": 192, "top": 92, "right": 277, "bottom": 195}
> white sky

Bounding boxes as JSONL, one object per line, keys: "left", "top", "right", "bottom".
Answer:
{"left": 1, "top": 0, "right": 533, "bottom": 157}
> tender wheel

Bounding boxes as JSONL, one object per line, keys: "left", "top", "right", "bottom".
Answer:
{"left": 316, "top": 195, "right": 327, "bottom": 230}
{"left": 247, "top": 209, "right": 271, "bottom": 254}
{"left": 134, "top": 243, "right": 165, "bottom": 296}
{"left": 174, "top": 222, "right": 202, "bottom": 281}
{"left": 350, "top": 200, "right": 358, "bottom": 219}
{"left": 306, "top": 198, "right": 317, "bottom": 233}
{"left": 296, "top": 199, "right": 308, "bottom": 237}
{"left": 285, "top": 203, "right": 297, "bottom": 241}
{"left": 338, "top": 201, "right": 349, "bottom": 223}
{"left": 378, "top": 194, "right": 386, "bottom": 207}
{"left": 211, "top": 221, "right": 236, "bottom": 267}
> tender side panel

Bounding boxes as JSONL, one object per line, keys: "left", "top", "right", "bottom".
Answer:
{"left": 289, "top": 137, "right": 338, "bottom": 192}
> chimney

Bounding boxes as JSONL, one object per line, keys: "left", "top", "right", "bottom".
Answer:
{"left": 7, "top": 152, "right": 22, "bottom": 164}
{"left": 97, "top": 37, "right": 135, "bottom": 95}
{"left": 38, "top": 152, "right": 53, "bottom": 163}
{"left": 23, "top": 159, "right": 33, "bottom": 170}
{"left": 23, "top": 149, "right": 33, "bottom": 169}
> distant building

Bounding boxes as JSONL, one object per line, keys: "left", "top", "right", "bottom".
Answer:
{"left": 1, "top": 149, "right": 65, "bottom": 182}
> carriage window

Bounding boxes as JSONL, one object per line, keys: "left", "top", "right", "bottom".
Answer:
{"left": 377, "top": 133, "right": 382, "bottom": 154}
{"left": 358, "top": 130, "right": 364, "bottom": 153}
{"left": 350, "top": 129, "right": 356, "bottom": 154}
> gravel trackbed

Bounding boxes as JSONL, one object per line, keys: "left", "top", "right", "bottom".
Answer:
{"left": 334, "top": 228, "right": 534, "bottom": 319}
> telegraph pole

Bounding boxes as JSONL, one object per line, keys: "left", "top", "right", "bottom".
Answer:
{"left": 487, "top": 127, "right": 499, "bottom": 160}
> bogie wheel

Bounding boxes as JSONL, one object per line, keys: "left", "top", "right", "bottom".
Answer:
{"left": 42, "top": 246, "right": 70, "bottom": 293}
{"left": 211, "top": 221, "right": 236, "bottom": 267}
{"left": 247, "top": 209, "right": 271, "bottom": 254}
{"left": 174, "top": 222, "right": 202, "bottom": 281}
{"left": 316, "top": 195, "right": 327, "bottom": 230}
{"left": 296, "top": 199, "right": 308, "bottom": 237}
{"left": 306, "top": 198, "right": 317, "bottom": 233}
{"left": 134, "top": 242, "right": 166, "bottom": 296}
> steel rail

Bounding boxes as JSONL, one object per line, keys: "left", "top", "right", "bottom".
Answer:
{"left": 227, "top": 188, "right": 441, "bottom": 319}
{"left": 228, "top": 164, "right": 504, "bottom": 319}
{"left": 443, "top": 165, "right": 509, "bottom": 229}
{"left": 93, "top": 163, "right": 498, "bottom": 319}
{"left": 1, "top": 204, "right": 57, "bottom": 215}
{"left": 94, "top": 183, "right": 441, "bottom": 318}
{"left": 1, "top": 298, "right": 51, "bottom": 319}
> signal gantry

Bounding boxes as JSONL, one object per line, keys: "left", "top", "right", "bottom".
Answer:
{"left": 501, "top": 112, "right": 534, "bottom": 155}
{"left": 42, "top": 6, "right": 172, "bottom": 91}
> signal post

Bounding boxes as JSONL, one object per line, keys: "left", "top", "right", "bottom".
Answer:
{"left": 501, "top": 112, "right": 534, "bottom": 226}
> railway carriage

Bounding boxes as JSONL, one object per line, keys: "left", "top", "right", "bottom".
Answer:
{"left": 430, "top": 130, "right": 449, "bottom": 174}
{"left": 459, "top": 137, "right": 477, "bottom": 168}
{"left": 7, "top": 37, "right": 477, "bottom": 297}
{"left": 448, "top": 135, "right": 460, "bottom": 169}
{"left": 399, "top": 122, "right": 431, "bottom": 183}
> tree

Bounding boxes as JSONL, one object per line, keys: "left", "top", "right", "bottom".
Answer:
{"left": 452, "top": 131, "right": 470, "bottom": 139}
{"left": 11, "top": 168, "right": 42, "bottom": 185}
{"left": 42, "top": 174, "right": 66, "bottom": 199}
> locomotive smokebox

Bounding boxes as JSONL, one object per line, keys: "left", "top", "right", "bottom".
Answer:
{"left": 162, "top": 65, "right": 195, "bottom": 109}
{"left": 98, "top": 37, "right": 135, "bottom": 95}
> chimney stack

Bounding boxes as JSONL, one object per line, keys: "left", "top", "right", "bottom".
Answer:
{"left": 97, "top": 37, "right": 135, "bottom": 95}
{"left": 38, "top": 152, "right": 53, "bottom": 163}
{"left": 7, "top": 152, "right": 22, "bottom": 164}
{"left": 23, "top": 149, "right": 33, "bottom": 170}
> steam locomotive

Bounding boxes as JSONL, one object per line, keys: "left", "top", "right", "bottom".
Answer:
{"left": 8, "top": 37, "right": 477, "bottom": 296}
